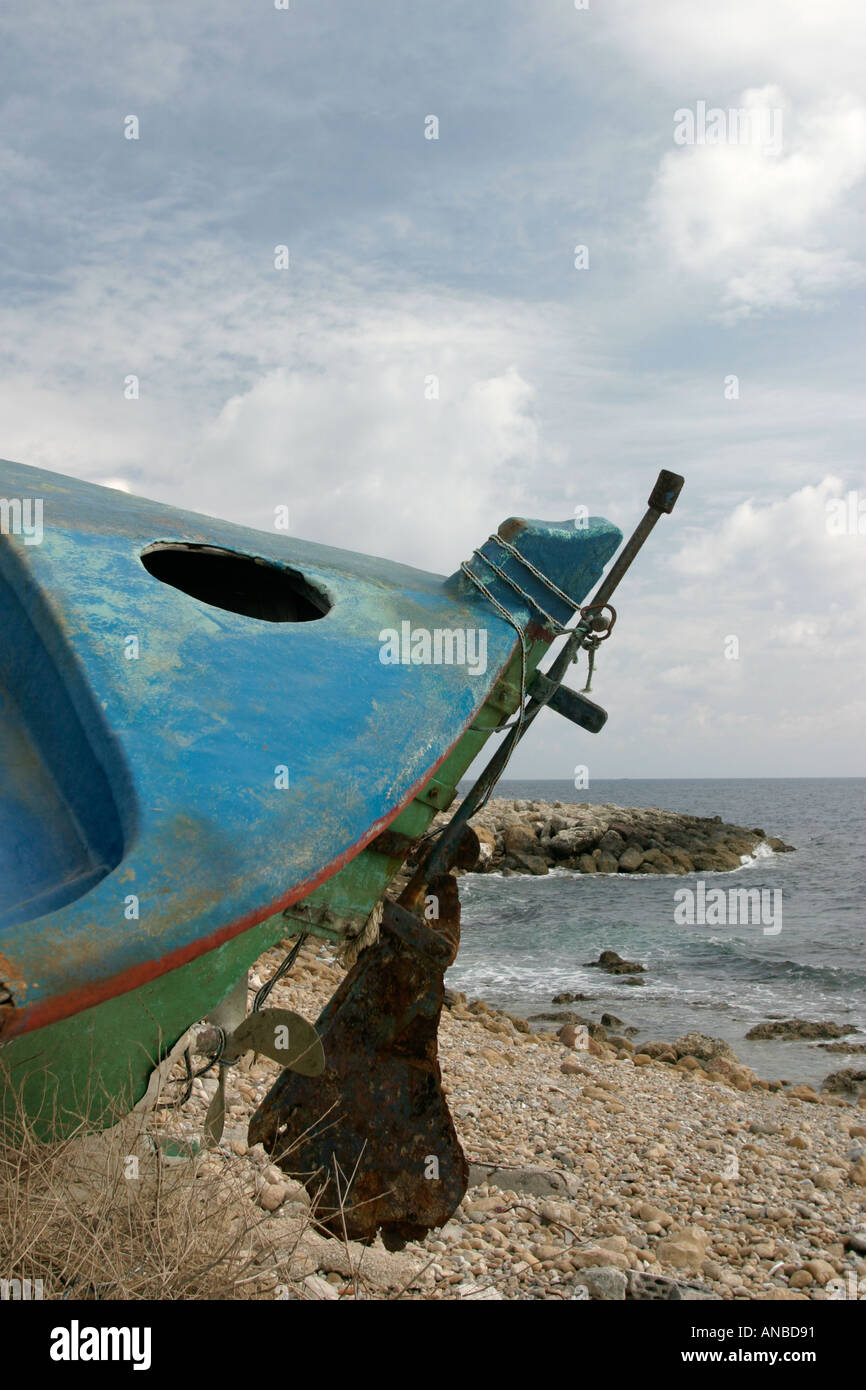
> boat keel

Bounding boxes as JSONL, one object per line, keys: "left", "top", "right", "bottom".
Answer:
{"left": 248, "top": 874, "right": 467, "bottom": 1246}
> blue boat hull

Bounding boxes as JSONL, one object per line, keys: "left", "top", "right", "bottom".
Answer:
{"left": 0, "top": 459, "right": 621, "bottom": 1054}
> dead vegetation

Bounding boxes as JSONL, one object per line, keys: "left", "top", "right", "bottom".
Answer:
{"left": 0, "top": 1062, "right": 295, "bottom": 1300}
{"left": 0, "top": 1058, "right": 436, "bottom": 1301}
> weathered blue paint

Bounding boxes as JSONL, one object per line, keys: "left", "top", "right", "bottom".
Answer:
{"left": 0, "top": 459, "right": 621, "bottom": 1042}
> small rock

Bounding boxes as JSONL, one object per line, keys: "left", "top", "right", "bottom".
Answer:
{"left": 258, "top": 1183, "right": 288, "bottom": 1212}
{"left": 303, "top": 1274, "right": 339, "bottom": 1300}
{"left": 636, "top": 1203, "right": 673, "bottom": 1227}
{"left": 572, "top": 1247, "right": 631, "bottom": 1272}
{"left": 574, "top": 1266, "right": 627, "bottom": 1300}
{"left": 787, "top": 1084, "right": 822, "bottom": 1104}
{"left": 849, "top": 1157, "right": 866, "bottom": 1186}
{"left": 531, "top": 1243, "right": 562, "bottom": 1262}
{"left": 656, "top": 1225, "right": 709, "bottom": 1274}
{"left": 802, "top": 1259, "right": 836, "bottom": 1286}
{"left": 451, "top": 1282, "right": 502, "bottom": 1300}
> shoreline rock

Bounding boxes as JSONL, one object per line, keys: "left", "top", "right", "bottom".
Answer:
{"left": 585, "top": 949, "right": 646, "bottom": 975}
{"left": 416, "top": 797, "right": 795, "bottom": 878}
{"left": 745, "top": 1020, "right": 860, "bottom": 1042}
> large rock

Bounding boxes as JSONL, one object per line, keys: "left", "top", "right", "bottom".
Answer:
{"left": 474, "top": 825, "right": 497, "bottom": 864}
{"left": 745, "top": 1018, "right": 858, "bottom": 1041}
{"left": 691, "top": 848, "right": 743, "bottom": 872}
{"left": 627, "top": 1271, "right": 720, "bottom": 1301}
{"left": 787, "top": 1084, "right": 822, "bottom": 1103}
{"left": 596, "top": 852, "right": 620, "bottom": 874}
{"left": 503, "top": 850, "right": 549, "bottom": 875}
{"left": 849, "top": 1157, "right": 866, "bottom": 1186}
{"left": 547, "top": 828, "right": 597, "bottom": 859}
{"left": 503, "top": 824, "right": 538, "bottom": 856}
{"left": 587, "top": 950, "right": 646, "bottom": 976}
{"left": 823, "top": 1068, "right": 866, "bottom": 1096}
{"left": 617, "top": 846, "right": 645, "bottom": 872}
{"left": 672, "top": 1032, "right": 737, "bottom": 1064}
{"left": 297, "top": 1231, "right": 427, "bottom": 1290}
{"left": 467, "top": 1164, "right": 579, "bottom": 1198}
{"left": 558, "top": 1023, "right": 589, "bottom": 1050}
{"left": 638, "top": 1041, "right": 678, "bottom": 1062}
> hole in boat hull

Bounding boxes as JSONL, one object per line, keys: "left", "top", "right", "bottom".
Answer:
{"left": 141, "top": 544, "right": 331, "bottom": 622}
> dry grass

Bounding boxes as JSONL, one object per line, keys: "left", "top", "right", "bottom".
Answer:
{"left": 0, "top": 1063, "right": 293, "bottom": 1300}
{"left": 0, "top": 1060, "right": 422, "bottom": 1301}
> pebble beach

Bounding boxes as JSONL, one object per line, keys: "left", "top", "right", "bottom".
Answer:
{"left": 154, "top": 935, "right": 866, "bottom": 1302}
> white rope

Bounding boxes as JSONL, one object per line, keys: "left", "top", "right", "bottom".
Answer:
{"left": 336, "top": 900, "right": 384, "bottom": 970}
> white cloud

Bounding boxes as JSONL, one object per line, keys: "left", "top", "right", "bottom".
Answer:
{"left": 649, "top": 90, "right": 866, "bottom": 318}
{"left": 600, "top": 0, "right": 866, "bottom": 97}
{"left": 1, "top": 1, "right": 864, "bottom": 775}
{"left": 194, "top": 358, "right": 540, "bottom": 570}
{"left": 671, "top": 477, "right": 860, "bottom": 580}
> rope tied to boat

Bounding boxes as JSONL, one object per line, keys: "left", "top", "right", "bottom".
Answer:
{"left": 486, "top": 532, "right": 586, "bottom": 616}
{"left": 465, "top": 546, "right": 569, "bottom": 637}
{"left": 335, "top": 900, "right": 384, "bottom": 970}
{"left": 461, "top": 534, "right": 617, "bottom": 713}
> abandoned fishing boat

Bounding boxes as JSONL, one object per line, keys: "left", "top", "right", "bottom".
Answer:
{"left": 0, "top": 456, "right": 682, "bottom": 1239}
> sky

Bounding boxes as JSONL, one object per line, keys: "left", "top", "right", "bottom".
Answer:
{"left": 1, "top": 0, "right": 864, "bottom": 778}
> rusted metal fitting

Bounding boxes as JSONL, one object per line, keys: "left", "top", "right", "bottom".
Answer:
{"left": 248, "top": 874, "right": 468, "bottom": 1246}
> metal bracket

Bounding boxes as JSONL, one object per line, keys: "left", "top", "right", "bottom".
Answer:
{"left": 414, "top": 777, "right": 457, "bottom": 812}
{"left": 528, "top": 671, "right": 608, "bottom": 733}
{"left": 281, "top": 901, "right": 364, "bottom": 942}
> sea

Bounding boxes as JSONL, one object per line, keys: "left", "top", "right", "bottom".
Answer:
{"left": 446, "top": 779, "right": 866, "bottom": 1087}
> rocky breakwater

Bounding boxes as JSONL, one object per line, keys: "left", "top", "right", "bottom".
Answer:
{"left": 444, "top": 797, "right": 795, "bottom": 877}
